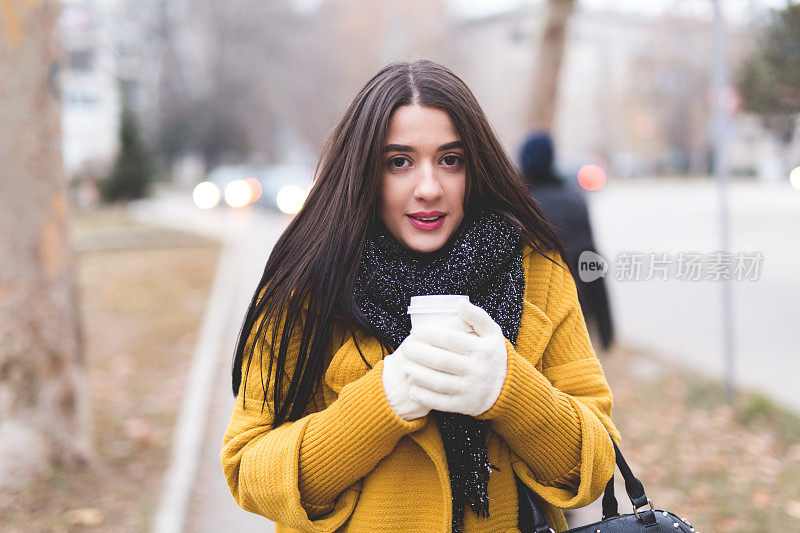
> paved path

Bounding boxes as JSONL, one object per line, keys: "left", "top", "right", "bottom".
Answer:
{"left": 131, "top": 193, "right": 286, "bottom": 532}
{"left": 187, "top": 210, "right": 285, "bottom": 533}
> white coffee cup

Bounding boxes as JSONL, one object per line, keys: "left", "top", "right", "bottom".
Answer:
{"left": 407, "top": 294, "right": 474, "bottom": 334}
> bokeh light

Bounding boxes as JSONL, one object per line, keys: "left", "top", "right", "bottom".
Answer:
{"left": 276, "top": 184, "right": 308, "bottom": 214}
{"left": 245, "top": 177, "right": 263, "bottom": 202}
{"left": 192, "top": 181, "right": 221, "bottom": 209}
{"left": 577, "top": 164, "right": 607, "bottom": 191}
{"left": 224, "top": 179, "right": 254, "bottom": 208}
{"left": 790, "top": 166, "right": 800, "bottom": 191}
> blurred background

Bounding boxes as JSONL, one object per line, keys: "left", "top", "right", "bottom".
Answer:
{"left": 2, "top": 0, "right": 800, "bottom": 531}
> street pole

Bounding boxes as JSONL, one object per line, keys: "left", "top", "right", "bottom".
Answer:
{"left": 711, "top": 0, "right": 736, "bottom": 403}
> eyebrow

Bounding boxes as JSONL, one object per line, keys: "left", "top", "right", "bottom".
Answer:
{"left": 383, "top": 140, "right": 464, "bottom": 153}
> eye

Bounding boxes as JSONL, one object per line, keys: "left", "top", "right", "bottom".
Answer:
{"left": 441, "top": 154, "right": 463, "bottom": 168}
{"left": 388, "top": 156, "right": 411, "bottom": 170}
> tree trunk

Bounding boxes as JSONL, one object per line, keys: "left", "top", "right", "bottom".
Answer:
{"left": 528, "top": 0, "right": 577, "bottom": 131}
{"left": 0, "top": 0, "right": 92, "bottom": 488}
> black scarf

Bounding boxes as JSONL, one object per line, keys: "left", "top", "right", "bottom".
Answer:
{"left": 354, "top": 209, "right": 525, "bottom": 532}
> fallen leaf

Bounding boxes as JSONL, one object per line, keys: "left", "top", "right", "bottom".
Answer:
{"left": 752, "top": 489, "right": 770, "bottom": 508}
{"left": 65, "top": 507, "right": 104, "bottom": 527}
{"left": 785, "top": 500, "right": 800, "bottom": 520}
{"left": 690, "top": 483, "right": 711, "bottom": 502}
{"left": 716, "top": 517, "right": 743, "bottom": 531}
{"left": 123, "top": 418, "right": 152, "bottom": 448}
{"left": 787, "top": 444, "right": 800, "bottom": 463}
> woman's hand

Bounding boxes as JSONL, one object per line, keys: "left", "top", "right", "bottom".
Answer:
{"left": 403, "top": 300, "right": 509, "bottom": 416}
{"left": 382, "top": 337, "right": 432, "bottom": 421}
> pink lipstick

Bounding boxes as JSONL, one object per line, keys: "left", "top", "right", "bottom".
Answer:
{"left": 407, "top": 211, "right": 446, "bottom": 231}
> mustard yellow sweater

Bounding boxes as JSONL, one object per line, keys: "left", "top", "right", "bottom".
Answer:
{"left": 221, "top": 248, "right": 621, "bottom": 532}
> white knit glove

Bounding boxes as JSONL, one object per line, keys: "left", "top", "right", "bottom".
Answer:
{"left": 382, "top": 337, "right": 431, "bottom": 421}
{"left": 404, "top": 300, "right": 508, "bottom": 416}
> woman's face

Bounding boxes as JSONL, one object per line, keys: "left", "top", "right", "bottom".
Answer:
{"left": 379, "top": 105, "right": 467, "bottom": 253}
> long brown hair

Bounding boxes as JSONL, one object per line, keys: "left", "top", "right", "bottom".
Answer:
{"left": 232, "top": 60, "right": 565, "bottom": 426}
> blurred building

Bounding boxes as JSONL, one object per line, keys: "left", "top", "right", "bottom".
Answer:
{"left": 59, "top": 0, "right": 206, "bottom": 178}
{"left": 58, "top": 0, "right": 796, "bottom": 181}
{"left": 60, "top": 0, "right": 121, "bottom": 176}
{"left": 450, "top": 1, "right": 791, "bottom": 179}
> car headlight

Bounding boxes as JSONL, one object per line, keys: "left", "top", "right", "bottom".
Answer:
{"left": 193, "top": 181, "right": 221, "bottom": 209}
{"left": 224, "top": 179, "right": 253, "bottom": 208}
{"left": 276, "top": 184, "right": 308, "bottom": 214}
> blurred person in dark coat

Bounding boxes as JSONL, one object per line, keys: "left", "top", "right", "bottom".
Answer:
{"left": 519, "top": 132, "right": 615, "bottom": 352}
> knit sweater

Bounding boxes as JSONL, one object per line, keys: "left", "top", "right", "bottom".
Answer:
{"left": 221, "top": 247, "right": 621, "bottom": 532}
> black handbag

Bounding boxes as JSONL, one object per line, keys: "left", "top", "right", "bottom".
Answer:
{"left": 516, "top": 437, "right": 697, "bottom": 533}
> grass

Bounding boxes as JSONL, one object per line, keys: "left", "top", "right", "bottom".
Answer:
{"left": 0, "top": 207, "right": 220, "bottom": 532}
{"left": 602, "top": 345, "right": 800, "bottom": 532}
{"left": 71, "top": 205, "right": 213, "bottom": 252}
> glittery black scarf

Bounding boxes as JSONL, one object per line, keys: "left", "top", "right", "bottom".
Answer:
{"left": 354, "top": 209, "right": 525, "bottom": 532}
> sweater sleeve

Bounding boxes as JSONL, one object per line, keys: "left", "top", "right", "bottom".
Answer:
{"left": 296, "top": 359, "right": 426, "bottom": 515}
{"left": 477, "top": 250, "right": 620, "bottom": 509}
{"left": 220, "top": 311, "right": 425, "bottom": 531}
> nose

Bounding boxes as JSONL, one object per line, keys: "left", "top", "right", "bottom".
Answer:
{"left": 413, "top": 162, "right": 443, "bottom": 201}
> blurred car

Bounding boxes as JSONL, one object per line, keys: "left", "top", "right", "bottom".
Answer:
{"left": 192, "top": 164, "right": 313, "bottom": 214}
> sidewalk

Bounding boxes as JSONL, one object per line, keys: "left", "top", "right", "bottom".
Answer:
{"left": 186, "top": 219, "right": 284, "bottom": 533}
{"left": 130, "top": 193, "right": 286, "bottom": 532}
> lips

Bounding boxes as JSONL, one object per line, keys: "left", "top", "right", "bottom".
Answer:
{"left": 407, "top": 211, "right": 446, "bottom": 231}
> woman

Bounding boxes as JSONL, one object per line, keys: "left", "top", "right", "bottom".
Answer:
{"left": 221, "top": 60, "right": 620, "bottom": 533}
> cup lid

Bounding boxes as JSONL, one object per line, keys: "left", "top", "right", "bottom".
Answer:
{"left": 407, "top": 294, "right": 469, "bottom": 314}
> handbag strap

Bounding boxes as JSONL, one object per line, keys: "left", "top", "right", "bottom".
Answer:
{"left": 609, "top": 438, "right": 650, "bottom": 512}
{"left": 516, "top": 474, "right": 556, "bottom": 533}
{"left": 522, "top": 434, "right": 657, "bottom": 532}
{"left": 600, "top": 474, "right": 617, "bottom": 519}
